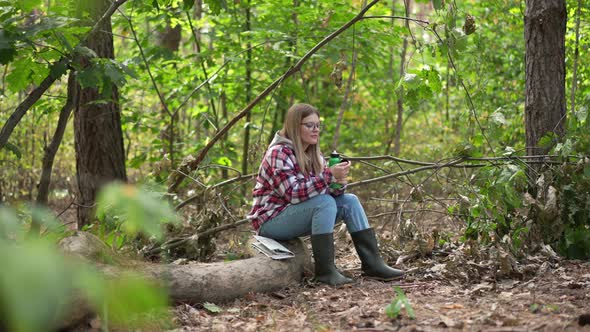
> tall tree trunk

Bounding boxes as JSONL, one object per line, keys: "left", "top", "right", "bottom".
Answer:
{"left": 241, "top": 0, "right": 253, "bottom": 176}
{"left": 74, "top": 0, "right": 127, "bottom": 228}
{"left": 392, "top": 0, "right": 410, "bottom": 156}
{"left": 158, "top": 19, "right": 182, "bottom": 167}
{"left": 524, "top": 0, "right": 566, "bottom": 157}
{"left": 569, "top": 0, "right": 581, "bottom": 115}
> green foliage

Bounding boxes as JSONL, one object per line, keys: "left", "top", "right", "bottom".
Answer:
{"left": 0, "top": 184, "right": 177, "bottom": 331}
{"left": 384, "top": 286, "right": 415, "bottom": 320}
{"left": 0, "top": 28, "right": 17, "bottom": 64}
{"left": 453, "top": 162, "right": 528, "bottom": 247}
{"left": 95, "top": 182, "right": 179, "bottom": 241}
{"left": 76, "top": 58, "right": 137, "bottom": 97}
{"left": 551, "top": 159, "right": 590, "bottom": 259}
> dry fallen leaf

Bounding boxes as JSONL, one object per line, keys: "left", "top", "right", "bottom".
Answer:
{"left": 441, "top": 303, "right": 464, "bottom": 310}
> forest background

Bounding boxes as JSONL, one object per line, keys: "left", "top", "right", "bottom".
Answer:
{"left": 0, "top": 0, "right": 589, "bottom": 331}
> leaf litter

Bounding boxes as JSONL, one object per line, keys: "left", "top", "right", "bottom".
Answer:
{"left": 167, "top": 231, "right": 590, "bottom": 332}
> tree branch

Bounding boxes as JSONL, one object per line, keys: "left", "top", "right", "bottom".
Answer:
{"left": 0, "top": 0, "right": 129, "bottom": 150}
{"left": 167, "top": 0, "right": 382, "bottom": 193}
{"left": 361, "top": 15, "right": 429, "bottom": 25}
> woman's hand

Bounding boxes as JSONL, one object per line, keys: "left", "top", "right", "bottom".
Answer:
{"left": 330, "top": 161, "right": 350, "bottom": 183}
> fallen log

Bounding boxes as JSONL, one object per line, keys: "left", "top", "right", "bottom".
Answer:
{"left": 58, "top": 232, "right": 311, "bottom": 327}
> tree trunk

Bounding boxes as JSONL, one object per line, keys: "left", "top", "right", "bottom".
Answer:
{"left": 392, "top": 0, "right": 410, "bottom": 157}
{"left": 241, "top": 0, "right": 253, "bottom": 176}
{"left": 58, "top": 232, "right": 311, "bottom": 328}
{"left": 74, "top": 0, "right": 127, "bottom": 228}
{"left": 524, "top": 0, "right": 566, "bottom": 157}
{"left": 158, "top": 20, "right": 182, "bottom": 167}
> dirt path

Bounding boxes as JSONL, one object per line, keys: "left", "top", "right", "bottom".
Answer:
{"left": 170, "top": 253, "right": 590, "bottom": 331}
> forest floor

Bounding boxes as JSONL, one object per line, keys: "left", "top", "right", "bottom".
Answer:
{"left": 54, "top": 200, "right": 590, "bottom": 332}
{"left": 168, "top": 240, "right": 590, "bottom": 332}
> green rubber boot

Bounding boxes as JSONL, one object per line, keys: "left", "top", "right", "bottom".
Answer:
{"left": 311, "top": 233, "right": 354, "bottom": 286}
{"left": 351, "top": 228, "right": 404, "bottom": 281}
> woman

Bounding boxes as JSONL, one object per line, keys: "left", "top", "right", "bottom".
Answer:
{"left": 248, "top": 103, "right": 403, "bottom": 286}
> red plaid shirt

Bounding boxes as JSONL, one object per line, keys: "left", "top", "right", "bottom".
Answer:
{"left": 247, "top": 140, "right": 345, "bottom": 231}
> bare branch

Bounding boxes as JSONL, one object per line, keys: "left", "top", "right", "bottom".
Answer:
{"left": 168, "top": 0, "right": 383, "bottom": 193}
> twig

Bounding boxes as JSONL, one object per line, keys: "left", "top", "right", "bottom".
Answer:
{"left": 146, "top": 218, "right": 250, "bottom": 255}
{"left": 348, "top": 158, "right": 465, "bottom": 188}
{"left": 361, "top": 15, "right": 429, "bottom": 25}
{"left": 175, "top": 173, "right": 256, "bottom": 211}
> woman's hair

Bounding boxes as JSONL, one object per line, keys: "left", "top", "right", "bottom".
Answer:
{"left": 280, "top": 103, "right": 323, "bottom": 175}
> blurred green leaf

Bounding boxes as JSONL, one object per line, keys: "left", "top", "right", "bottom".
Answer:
{"left": 432, "top": 0, "right": 443, "bottom": 11}
{"left": 101, "top": 273, "right": 169, "bottom": 326}
{"left": 0, "top": 239, "right": 73, "bottom": 332}
{"left": 203, "top": 302, "right": 222, "bottom": 313}
{"left": 206, "top": 0, "right": 227, "bottom": 15}
{"left": 0, "top": 205, "right": 20, "bottom": 239}
{"left": 95, "top": 182, "right": 178, "bottom": 240}
{"left": 18, "top": 0, "right": 43, "bottom": 12}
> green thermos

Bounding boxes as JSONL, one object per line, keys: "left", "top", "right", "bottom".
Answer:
{"left": 328, "top": 151, "right": 343, "bottom": 189}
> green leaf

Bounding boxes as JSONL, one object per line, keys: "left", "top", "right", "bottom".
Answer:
{"left": 0, "top": 31, "right": 16, "bottom": 65}
{"left": 206, "top": 0, "right": 227, "bottom": 15}
{"left": 49, "top": 60, "right": 69, "bottom": 79}
{"left": 102, "top": 273, "right": 169, "bottom": 326}
{"left": 0, "top": 205, "right": 20, "bottom": 239}
{"left": 538, "top": 132, "right": 556, "bottom": 149}
{"left": 432, "top": 0, "right": 443, "bottom": 11}
{"left": 574, "top": 106, "right": 587, "bottom": 123}
{"left": 203, "top": 302, "right": 222, "bottom": 313}
{"left": 77, "top": 66, "right": 101, "bottom": 89}
{"left": 5, "top": 58, "right": 33, "bottom": 92}
{"left": 183, "top": 0, "right": 195, "bottom": 10}
{"left": 216, "top": 156, "right": 232, "bottom": 166}
{"left": 385, "top": 298, "right": 403, "bottom": 319}
{"left": 95, "top": 182, "right": 178, "bottom": 240}
{"left": 18, "top": 0, "right": 43, "bottom": 12}
{"left": 0, "top": 239, "right": 73, "bottom": 332}
{"left": 104, "top": 61, "right": 126, "bottom": 85}
{"left": 426, "top": 68, "right": 442, "bottom": 93}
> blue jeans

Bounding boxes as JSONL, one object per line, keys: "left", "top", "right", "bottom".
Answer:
{"left": 258, "top": 193, "right": 370, "bottom": 240}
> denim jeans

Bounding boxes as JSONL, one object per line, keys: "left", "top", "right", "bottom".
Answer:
{"left": 258, "top": 193, "right": 370, "bottom": 240}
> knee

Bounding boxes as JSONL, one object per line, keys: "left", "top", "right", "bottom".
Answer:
{"left": 342, "top": 193, "right": 361, "bottom": 206}
{"left": 314, "top": 194, "right": 337, "bottom": 213}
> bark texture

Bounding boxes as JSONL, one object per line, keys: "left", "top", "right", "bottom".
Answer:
{"left": 524, "top": 0, "right": 566, "bottom": 156}
{"left": 74, "top": 0, "right": 127, "bottom": 228}
{"left": 58, "top": 232, "right": 310, "bottom": 327}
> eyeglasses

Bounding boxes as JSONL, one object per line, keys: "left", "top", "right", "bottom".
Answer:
{"left": 300, "top": 122, "right": 322, "bottom": 131}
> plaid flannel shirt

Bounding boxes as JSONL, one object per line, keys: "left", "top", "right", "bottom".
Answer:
{"left": 247, "top": 142, "right": 345, "bottom": 231}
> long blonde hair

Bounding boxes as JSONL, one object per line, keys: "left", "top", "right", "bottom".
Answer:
{"left": 280, "top": 103, "right": 323, "bottom": 175}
